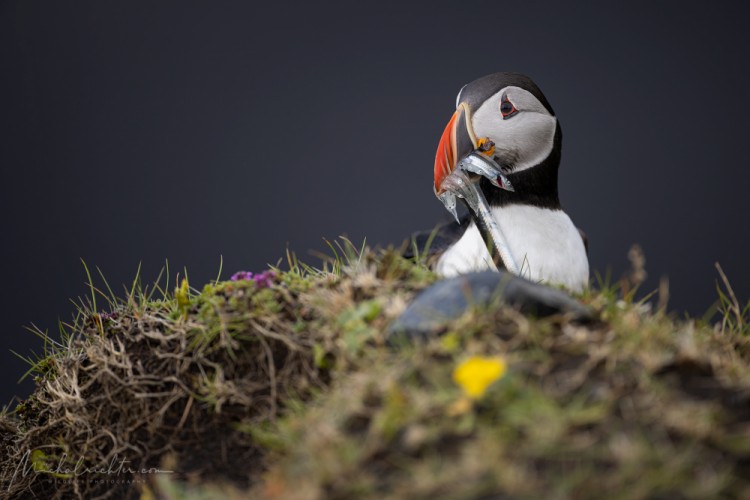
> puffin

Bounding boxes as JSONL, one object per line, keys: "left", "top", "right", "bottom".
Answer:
{"left": 409, "top": 72, "right": 589, "bottom": 293}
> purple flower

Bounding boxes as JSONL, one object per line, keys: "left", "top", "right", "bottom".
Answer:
{"left": 253, "top": 270, "right": 277, "bottom": 288}
{"left": 231, "top": 271, "right": 254, "bottom": 282}
{"left": 229, "top": 270, "right": 277, "bottom": 288}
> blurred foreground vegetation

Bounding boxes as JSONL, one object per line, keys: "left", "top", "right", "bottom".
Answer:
{"left": 1, "top": 242, "right": 749, "bottom": 499}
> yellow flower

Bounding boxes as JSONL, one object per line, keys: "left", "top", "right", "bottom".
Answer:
{"left": 453, "top": 356, "right": 507, "bottom": 399}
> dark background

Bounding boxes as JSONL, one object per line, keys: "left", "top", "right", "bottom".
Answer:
{"left": 1, "top": 1, "right": 749, "bottom": 405}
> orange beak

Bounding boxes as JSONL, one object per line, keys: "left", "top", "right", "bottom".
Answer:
{"left": 433, "top": 103, "right": 477, "bottom": 194}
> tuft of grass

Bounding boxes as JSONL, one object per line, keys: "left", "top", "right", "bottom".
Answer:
{"left": 715, "top": 262, "right": 750, "bottom": 336}
{"left": 1, "top": 241, "right": 748, "bottom": 499}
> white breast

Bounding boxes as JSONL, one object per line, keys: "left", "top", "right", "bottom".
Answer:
{"left": 435, "top": 205, "right": 589, "bottom": 292}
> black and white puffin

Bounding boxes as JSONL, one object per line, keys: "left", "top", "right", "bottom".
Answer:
{"left": 411, "top": 72, "right": 589, "bottom": 293}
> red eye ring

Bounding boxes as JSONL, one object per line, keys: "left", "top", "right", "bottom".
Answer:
{"left": 500, "top": 95, "right": 518, "bottom": 119}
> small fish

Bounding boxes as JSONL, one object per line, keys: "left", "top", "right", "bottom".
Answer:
{"left": 436, "top": 141, "right": 520, "bottom": 275}
{"left": 458, "top": 154, "right": 514, "bottom": 193}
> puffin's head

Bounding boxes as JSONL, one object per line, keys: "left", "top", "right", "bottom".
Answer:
{"left": 434, "top": 72, "right": 560, "bottom": 198}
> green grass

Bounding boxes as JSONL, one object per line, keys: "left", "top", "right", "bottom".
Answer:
{"left": 1, "top": 241, "right": 748, "bottom": 499}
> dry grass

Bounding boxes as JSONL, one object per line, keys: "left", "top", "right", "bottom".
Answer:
{"left": 1, "top": 243, "right": 749, "bottom": 499}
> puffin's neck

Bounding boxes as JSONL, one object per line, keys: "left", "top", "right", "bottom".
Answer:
{"left": 482, "top": 122, "right": 562, "bottom": 210}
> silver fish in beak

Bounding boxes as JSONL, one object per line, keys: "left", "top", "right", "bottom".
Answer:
{"left": 433, "top": 104, "right": 520, "bottom": 275}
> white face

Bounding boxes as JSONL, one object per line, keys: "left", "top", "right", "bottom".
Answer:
{"left": 468, "top": 86, "right": 557, "bottom": 173}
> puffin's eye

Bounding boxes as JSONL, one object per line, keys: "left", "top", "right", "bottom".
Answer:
{"left": 500, "top": 96, "right": 518, "bottom": 119}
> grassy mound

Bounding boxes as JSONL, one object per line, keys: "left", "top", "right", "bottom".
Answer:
{"left": 1, "top": 242, "right": 749, "bottom": 499}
